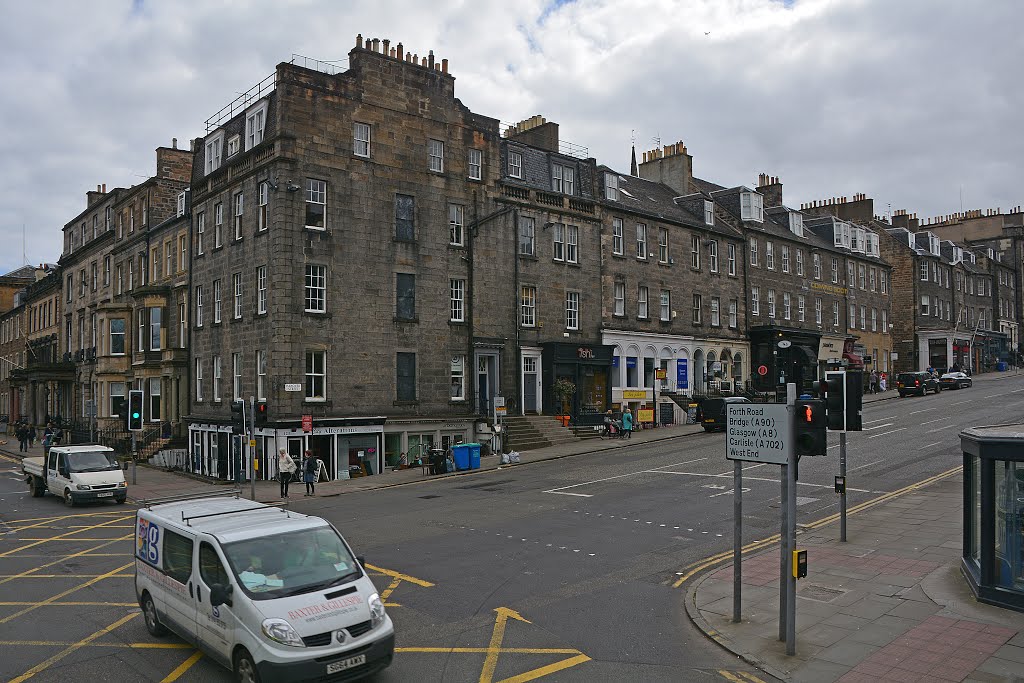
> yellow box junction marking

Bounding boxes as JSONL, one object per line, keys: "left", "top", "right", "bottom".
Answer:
{"left": 160, "top": 650, "right": 204, "bottom": 683}
{"left": 0, "top": 514, "right": 134, "bottom": 557}
{"left": 0, "top": 561, "right": 134, "bottom": 624}
{"left": 473, "top": 607, "right": 590, "bottom": 683}
{"left": 8, "top": 612, "right": 139, "bottom": 683}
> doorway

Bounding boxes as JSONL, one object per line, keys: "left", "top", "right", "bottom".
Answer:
{"left": 310, "top": 435, "right": 333, "bottom": 481}
{"left": 475, "top": 353, "right": 499, "bottom": 415}
{"left": 522, "top": 355, "right": 540, "bottom": 414}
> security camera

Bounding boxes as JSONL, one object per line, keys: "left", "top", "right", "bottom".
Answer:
{"left": 285, "top": 181, "right": 301, "bottom": 193}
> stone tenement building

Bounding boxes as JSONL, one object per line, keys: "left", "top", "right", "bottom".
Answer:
{"left": 8, "top": 267, "right": 67, "bottom": 428}
{"left": 188, "top": 36, "right": 504, "bottom": 480}
{"left": 0, "top": 265, "right": 55, "bottom": 426}
{"left": 58, "top": 144, "right": 191, "bottom": 438}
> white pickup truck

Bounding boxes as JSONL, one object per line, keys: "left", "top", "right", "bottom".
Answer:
{"left": 23, "top": 445, "right": 128, "bottom": 506}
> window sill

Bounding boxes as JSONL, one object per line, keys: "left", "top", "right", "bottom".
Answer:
{"left": 519, "top": 253, "right": 538, "bottom": 261}
{"left": 393, "top": 317, "right": 419, "bottom": 324}
{"left": 448, "top": 243, "right": 466, "bottom": 250}
{"left": 233, "top": 237, "right": 244, "bottom": 244}
{"left": 303, "top": 399, "right": 331, "bottom": 406}
{"left": 611, "top": 253, "right": 625, "bottom": 259}
{"left": 305, "top": 226, "right": 327, "bottom": 233}
{"left": 393, "top": 400, "right": 419, "bottom": 406}
{"left": 255, "top": 228, "right": 268, "bottom": 236}
{"left": 212, "top": 246, "right": 223, "bottom": 253}
{"left": 449, "top": 320, "right": 466, "bottom": 327}
{"left": 304, "top": 310, "right": 330, "bottom": 318}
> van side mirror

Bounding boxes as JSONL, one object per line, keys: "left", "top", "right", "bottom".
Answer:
{"left": 357, "top": 556, "right": 367, "bottom": 569}
{"left": 210, "top": 583, "right": 233, "bottom": 608}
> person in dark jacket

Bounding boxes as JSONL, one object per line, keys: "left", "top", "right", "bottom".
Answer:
{"left": 302, "top": 450, "right": 318, "bottom": 496}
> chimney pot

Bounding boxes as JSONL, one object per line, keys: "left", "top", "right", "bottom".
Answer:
{"left": 172, "top": 137, "right": 177, "bottom": 149}
{"left": 102, "top": 183, "right": 106, "bottom": 192}
{"left": 390, "top": 48, "right": 396, "bottom": 57}
{"left": 441, "top": 58, "right": 448, "bottom": 73}
{"left": 383, "top": 39, "right": 390, "bottom": 54}
{"left": 428, "top": 50, "right": 434, "bottom": 69}
{"left": 356, "top": 34, "right": 363, "bottom": 48}
{"left": 397, "top": 42, "right": 403, "bottom": 61}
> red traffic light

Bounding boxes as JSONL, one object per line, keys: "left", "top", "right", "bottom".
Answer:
{"left": 803, "top": 405, "right": 813, "bottom": 423}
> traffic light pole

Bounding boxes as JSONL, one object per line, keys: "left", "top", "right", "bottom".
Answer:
{"left": 733, "top": 458, "right": 742, "bottom": 623}
{"left": 249, "top": 396, "right": 256, "bottom": 501}
{"left": 786, "top": 432, "right": 797, "bottom": 656}
{"left": 840, "top": 431, "right": 848, "bottom": 542}
{"left": 779, "top": 383, "right": 796, "bottom": 644}
{"left": 131, "top": 430, "right": 137, "bottom": 485}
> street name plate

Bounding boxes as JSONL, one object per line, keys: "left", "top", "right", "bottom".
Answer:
{"left": 726, "top": 403, "right": 790, "bottom": 464}
{"left": 284, "top": 383, "right": 302, "bottom": 392}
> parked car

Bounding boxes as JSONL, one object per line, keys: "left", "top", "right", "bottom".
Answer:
{"left": 896, "top": 371, "right": 941, "bottom": 397}
{"left": 701, "top": 396, "right": 753, "bottom": 432}
{"left": 940, "top": 371, "right": 973, "bottom": 390}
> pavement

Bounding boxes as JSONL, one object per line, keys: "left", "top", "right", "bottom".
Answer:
{"left": 7, "top": 381, "right": 1021, "bottom": 682}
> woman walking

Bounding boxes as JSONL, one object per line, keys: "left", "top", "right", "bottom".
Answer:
{"left": 302, "top": 450, "right": 317, "bottom": 496}
{"left": 277, "top": 448, "right": 297, "bottom": 498}
{"left": 622, "top": 408, "right": 634, "bottom": 439}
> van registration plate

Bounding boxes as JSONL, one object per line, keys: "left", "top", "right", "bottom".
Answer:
{"left": 96, "top": 492, "right": 113, "bottom": 497}
{"left": 326, "top": 655, "right": 365, "bottom": 674}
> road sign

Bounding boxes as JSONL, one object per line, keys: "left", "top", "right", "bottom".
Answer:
{"left": 757, "top": 365, "right": 768, "bottom": 376}
{"left": 493, "top": 396, "right": 505, "bottom": 408}
{"left": 726, "top": 403, "right": 791, "bottom": 464}
{"left": 656, "top": 368, "right": 667, "bottom": 380}
{"left": 249, "top": 439, "right": 256, "bottom": 448}
{"left": 301, "top": 415, "right": 312, "bottom": 432}
{"left": 284, "top": 383, "right": 302, "bottom": 392}
{"left": 495, "top": 406, "right": 507, "bottom": 415}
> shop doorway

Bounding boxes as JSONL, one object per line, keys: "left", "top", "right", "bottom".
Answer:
{"left": 310, "top": 435, "right": 334, "bottom": 481}
{"left": 475, "top": 353, "right": 499, "bottom": 415}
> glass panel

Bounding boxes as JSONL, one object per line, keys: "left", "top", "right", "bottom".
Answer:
{"left": 970, "top": 455, "right": 980, "bottom": 563}
{"left": 994, "top": 460, "right": 1024, "bottom": 590}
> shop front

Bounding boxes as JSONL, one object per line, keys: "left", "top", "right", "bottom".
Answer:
{"left": 383, "top": 418, "right": 475, "bottom": 469}
{"left": 542, "top": 342, "right": 613, "bottom": 427}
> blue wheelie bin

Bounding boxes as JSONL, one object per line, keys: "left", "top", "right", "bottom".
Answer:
{"left": 468, "top": 443, "right": 481, "bottom": 470}
{"left": 452, "top": 444, "right": 471, "bottom": 471}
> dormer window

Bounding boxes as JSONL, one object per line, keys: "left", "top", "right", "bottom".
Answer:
{"left": 851, "top": 227, "right": 866, "bottom": 253}
{"left": 226, "top": 135, "right": 240, "bottom": 157}
{"left": 906, "top": 232, "right": 915, "bottom": 249}
{"left": 605, "top": 173, "right": 619, "bottom": 201}
{"left": 245, "top": 100, "right": 268, "bottom": 151}
{"left": 927, "top": 233, "right": 940, "bottom": 256}
{"left": 176, "top": 191, "right": 186, "bottom": 218}
{"left": 704, "top": 200, "right": 715, "bottom": 226}
{"left": 952, "top": 246, "right": 963, "bottom": 264}
{"left": 552, "top": 164, "right": 574, "bottom": 195}
{"left": 788, "top": 212, "right": 803, "bottom": 237}
{"left": 740, "top": 192, "right": 763, "bottom": 222}
{"left": 205, "top": 131, "right": 224, "bottom": 175}
{"left": 867, "top": 233, "right": 879, "bottom": 256}
{"left": 833, "top": 222, "right": 851, "bottom": 249}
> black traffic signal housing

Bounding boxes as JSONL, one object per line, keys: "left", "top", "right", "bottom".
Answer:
{"left": 230, "top": 400, "right": 245, "bottom": 435}
{"left": 793, "top": 398, "right": 827, "bottom": 456}
{"left": 127, "top": 390, "right": 144, "bottom": 431}
{"left": 117, "top": 400, "right": 129, "bottom": 430}
{"left": 844, "top": 370, "right": 863, "bottom": 431}
{"left": 823, "top": 371, "right": 846, "bottom": 432}
{"left": 255, "top": 401, "right": 268, "bottom": 428}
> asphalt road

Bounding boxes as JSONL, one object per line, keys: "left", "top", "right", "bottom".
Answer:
{"left": 1, "top": 372, "right": 1021, "bottom": 682}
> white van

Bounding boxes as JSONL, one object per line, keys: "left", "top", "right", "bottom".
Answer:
{"left": 135, "top": 492, "right": 394, "bottom": 682}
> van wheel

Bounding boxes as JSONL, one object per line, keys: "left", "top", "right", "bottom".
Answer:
{"left": 234, "top": 648, "right": 261, "bottom": 683}
{"left": 63, "top": 489, "right": 75, "bottom": 507}
{"left": 141, "top": 592, "right": 167, "bottom": 636}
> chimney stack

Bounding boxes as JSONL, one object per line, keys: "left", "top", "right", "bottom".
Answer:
{"left": 356, "top": 34, "right": 363, "bottom": 49}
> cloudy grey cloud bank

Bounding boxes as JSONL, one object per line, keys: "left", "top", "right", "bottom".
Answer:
{"left": 1, "top": 0, "right": 1020, "bottom": 274}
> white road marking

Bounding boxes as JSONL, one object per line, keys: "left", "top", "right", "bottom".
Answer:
{"left": 650, "top": 469, "right": 869, "bottom": 492}
{"left": 927, "top": 424, "right": 958, "bottom": 433}
{"left": 919, "top": 441, "right": 943, "bottom": 450}
{"left": 542, "top": 457, "right": 708, "bottom": 496}
{"left": 949, "top": 400, "right": 971, "bottom": 406}
{"left": 920, "top": 417, "right": 948, "bottom": 425}
{"left": 867, "top": 428, "right": 907, "bottom": 439}
{"left": 863, "top": 423, "right": 894, "bottom": 431}
{"left": 908, "top": 407, "right": 937, "bottom": 415}
{"left": 863, "top": 417, "right": 891, "bottom": 425}
{"left": 849, "top": 459, "right": 884, "bottom": 472}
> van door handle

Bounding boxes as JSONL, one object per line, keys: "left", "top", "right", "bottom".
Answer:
{"left": 188, "top": 582, "right": 193, "bottom": 598}
{"left": 197, "top": 585, "right": 202, "bottom": 602}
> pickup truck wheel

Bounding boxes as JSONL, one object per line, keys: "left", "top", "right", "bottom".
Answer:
{"left": 63, "top": 489, "right": 75, "bottom": 507}
{"left": 29, "top": 477, "right": 44, "bottom": 497}
{"left": 141, "top": 592, "right": 168, "bottom": 636}
{"left": 234, "top": 648, "right": 261, "bottom": 683}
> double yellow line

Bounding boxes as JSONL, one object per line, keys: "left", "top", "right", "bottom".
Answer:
{"left": 672, "top": 465, "right": 962, "bottom": 588}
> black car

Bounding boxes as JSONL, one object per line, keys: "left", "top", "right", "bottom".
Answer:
{"left": 896, "top": 371, "right": 940, "bottom": 397}
{"left": 701, "top": 396, "right": 753, "bottom": 431}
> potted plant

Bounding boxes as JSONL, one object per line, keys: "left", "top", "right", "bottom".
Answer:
{"left": 552, "top": 378, "right": 576, "bottom": 427}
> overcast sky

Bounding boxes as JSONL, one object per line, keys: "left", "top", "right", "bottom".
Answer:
{"left": 2, "top": 0, "right": 1021, "bottom": 275}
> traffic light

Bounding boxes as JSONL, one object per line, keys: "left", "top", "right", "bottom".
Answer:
{"left": 792, "top": 398, "right": 827, "bottom": 456}
{"left": 230, "top": 400, "right": 245, "bottom": 435}
{"left": 823, "top": 371, "right": 846, "bottom": 432}
{"left": 128, "top": 390, "right": 144, "bottom": 431}
{"left": 117, "top": 400, "right": 129, "bottom": 430}
{"left": 255, "top": 401, "right": 268, "bottom": 428}
{"left": 844, "top": 370, "right": 863, "bottom": 431}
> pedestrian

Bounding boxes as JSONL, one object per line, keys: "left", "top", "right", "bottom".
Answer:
{"left": 17, "top": 423, "right": 28, "bottom": 452}
{"left": 879, "top": 373, "right": 887, "bottom": 392}
{"left": 27, "top": 425, "right": 36, "bottom": 448}
{"left": 277, "top": 448, "right": 297, "bottom": 498}
{"left": 302, "top": 450, "right": 317, "bottom": 496}
{"left": 869, "top": 370, "right": 878, "bottom": 394}
{"left": 622, "top": 408, "right": 634, "bottom": 439}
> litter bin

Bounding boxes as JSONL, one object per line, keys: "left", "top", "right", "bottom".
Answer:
{"left": 452, "top": 444, "right": 471, "bottom": 471}
{"left": 997, "top": 361, "right": 1008, "bottom": 372}
{"left": 429, "top": 448, "right": 446, "bottom": 475}
{"left": 467, "top": 443, "right": 481, "bottom": 470}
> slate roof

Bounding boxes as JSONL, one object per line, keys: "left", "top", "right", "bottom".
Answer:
{"left": 597, "top": 166, "right": 743, "bottom": 239}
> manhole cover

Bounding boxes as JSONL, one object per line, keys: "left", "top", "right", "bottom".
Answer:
{"left": 798, "top": 584, "right": 846, "bottom": 603}
{"left": 419, "top": 494, "right": 441, "bottom": 500}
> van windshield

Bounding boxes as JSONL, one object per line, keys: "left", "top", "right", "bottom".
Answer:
{"left": 66, "top": 451, "right": 120, "bottom": 472}
{"left": 221, "top": 526, "right": 361, "bottom": 600}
